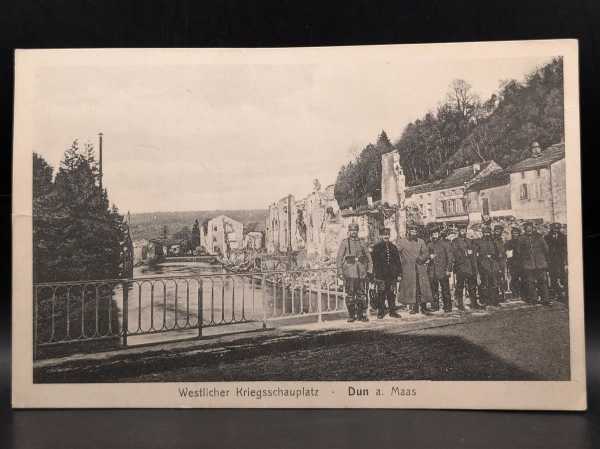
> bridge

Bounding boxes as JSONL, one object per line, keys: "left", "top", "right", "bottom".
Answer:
{"left": 33, "top": 268, "right": 348, "bottom": 359}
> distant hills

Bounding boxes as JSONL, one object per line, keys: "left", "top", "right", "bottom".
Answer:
{"left": 129, "top": 209, "right": 267, "bottom": 241}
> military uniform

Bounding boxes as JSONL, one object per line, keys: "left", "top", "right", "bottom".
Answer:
{"left": 545, "top": 225, "right": 567, "bottom": 301}
{"left": 517, "top": 228, "right": 550, "bottom": 304}
{"left": 494, "top": 226, "right": 507, "bottom": 301}
{"left": 336, "top": 227, "right": 372, "bottom": 321}
{"left": 371, "top": 234, "right": 402, "bottom": 318}
{"left": 475, "top": 233, "right": 501, "bottom": 306}
{"left": 452, "top": 234, "right": 480, "bottom": 310}
{"left": 427, "top": 236, "right": 454, "bottom": 312}
{"left": 504, "top": 231, "right": 523, "bottom": 298}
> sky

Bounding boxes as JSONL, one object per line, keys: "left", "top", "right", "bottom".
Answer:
{"left": 30, "top": 50, "right": 556, "bottom": 213}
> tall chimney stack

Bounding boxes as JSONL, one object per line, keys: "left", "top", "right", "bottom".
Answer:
{"left": 98, "top": 132, "right": 103, "bottom": 191}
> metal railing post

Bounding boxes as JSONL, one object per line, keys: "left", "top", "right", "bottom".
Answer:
{"left": 198, "top": 280, "right": 203, "bottom": 337}
{"left": 317, "top": 273, "right": 323, "bottom": 323}
{"left": 122, "top": 281, "right": 129, "bottom": 347}
{"left": 262, "top": 272, "right": 267, "bottom": 329}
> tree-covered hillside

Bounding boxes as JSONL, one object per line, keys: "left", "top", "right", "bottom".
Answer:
{"left": 334, "top": 57, "right": 564, "bottom": 209}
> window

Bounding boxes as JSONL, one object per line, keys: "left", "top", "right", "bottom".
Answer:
{"left": 536, "top": 169, "right": 541, "bottom": 177}
{"left": 521, "top": 171, "right": 525, "bottom": 179}
{"left": 532, "top": 182, "right": 544, "bottom": 201}
{"left": 520, "top": 183, "right": 529, "bottom": 200}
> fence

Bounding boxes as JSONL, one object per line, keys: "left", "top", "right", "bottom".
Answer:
{"left": 32, "top": 265, "right": 533, "bottom": 359}
{"left": 33, "top": 268, "right": 347, "bottom": 359}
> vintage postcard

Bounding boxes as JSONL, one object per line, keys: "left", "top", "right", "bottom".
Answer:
{"left": 12, "top": 40, "right": 586, "bottom": 409}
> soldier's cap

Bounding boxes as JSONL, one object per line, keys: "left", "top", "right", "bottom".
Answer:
{"left": 551, "top": 222, "right": 562, "bottom": 230}
{"left": 380, "top": 228, "right": 391, "bottom": 236}
{"left": 348, "top": 223, "right": 359, "bottom": 231}
{"left": 481, "top": 225, "right": 492, "bottom": 233}
{"left": 493, "top": 225, "right": 504, "bottom": 231}
{"left": 523, "top": 221, "right": 534, "bottom": 228}
{"left": 407, "top": 224, "right": 418, "bottom": 231}
{"left": 511, "top": 227, "right": 522, "bottom": 234}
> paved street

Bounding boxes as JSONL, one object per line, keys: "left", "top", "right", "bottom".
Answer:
{"left": 121, "top": 301, "right": 569, "bottom": 382}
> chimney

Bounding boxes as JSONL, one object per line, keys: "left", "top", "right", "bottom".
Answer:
{"left": 531, "top": 141, "right": 541, "bottom": 158}
{"left": 472, "top": 162, "right": 481, "bottom": 174}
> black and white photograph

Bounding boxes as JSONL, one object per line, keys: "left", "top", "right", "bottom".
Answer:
{"left": 11, "top": 41, "right": 586, "bottom": 409}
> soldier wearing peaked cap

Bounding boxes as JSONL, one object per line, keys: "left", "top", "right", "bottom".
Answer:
{"left": 505, "top": 227, "right": 523, "bottom": 298}
{"left": 493, "top": 224, "right": 508, "bottom": 302}
{"left": 336, "top": 223, "right": 372, "bottom": 322}
{"left": 396, "top": 224, "right": 434, "bottom": 314}
{"left": 517, "top": 221, "right": 551, "bottom": 305}
{"left": 452, "top": 225, "right": 483, "bottom": 310}
{"left": 545, "top": 222, "right": 568, "bottom": 302}
{"left": 476, "top": 225, "right": 501, "bottom": 306}
{"left": 426, "top": 225, "right": 454, "bottom": 312}
{"left": 371, "top": 228, "right": 402, "bottom": 319}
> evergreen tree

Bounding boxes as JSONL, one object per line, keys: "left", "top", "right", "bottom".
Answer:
{"left": 33, "top": 141, "right": 128, "bottom": 282}
{"left": 33, "top": 153, "right": 57, "bottom": 283}
{"left": 191, "top": 219, "right": 201, "bottom": 249}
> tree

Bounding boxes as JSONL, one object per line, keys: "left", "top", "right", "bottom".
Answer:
{"left": 334, "top": 130, "right": 395, "bottom": 209}
{"left": 33, "top": 141, "right": 128, "bottom": 282}
{"left": 33, "top": 153, "right": 56, "bottom": 282}
{"left": 191, "top": 219, "right": 201, "bottom": 249}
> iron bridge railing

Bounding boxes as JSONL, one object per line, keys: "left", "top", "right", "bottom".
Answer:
{"left": 33, "top": 266, "right": 527, "bottom": 360}
{"left": 33, "top": 268, "right": 349, "bottom": 359}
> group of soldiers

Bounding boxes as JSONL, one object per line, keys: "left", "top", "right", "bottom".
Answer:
{"left": 336, "top": 221, "right": 568, "bottom": 322}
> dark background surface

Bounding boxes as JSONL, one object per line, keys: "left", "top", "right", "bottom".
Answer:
{"left": 1, "top": 0, "right": 599, "bottom": 448}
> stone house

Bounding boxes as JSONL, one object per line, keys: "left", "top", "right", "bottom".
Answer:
{"left": 508, "top": 142, "right": 566, "bottom": 224}
{"left": 404, "top": 160, "right": 503, "bottom": 225}
{"left": 265, "top": 195, "right": 295, "bottom": 254}
{"left": 205, "top": 215, "right": 244, "bottom": 257}
{"left": 132, "top": 239, "right": 149, "bottom": 265}
{"left": 464, "top": 170, "right": 512, "bottom": 222}
{"left": 265, "top": 183, "right": 342, "bottom": 258}
{"left": 243, "top": 222, "right": 265, "bottom": 250}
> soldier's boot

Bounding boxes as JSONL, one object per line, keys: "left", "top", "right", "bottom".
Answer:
{"left": 388, "top": 308, "right": 401, "bottom": 318}
{"left": 456, "top": 293, "right": 465, "bottom": 311}
{"left": 358, "top": 304, "right": 369, "bottom": 322}
{"left": 419, "top": 303, "right": 433, "bottom": 315}
{"left": 409, "top": 304, "right": 419, "bottom": 314}
{"left": 347, "top": 304, "right": 356, "bottom": 323}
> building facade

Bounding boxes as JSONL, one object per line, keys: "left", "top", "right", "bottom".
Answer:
{"left": 508, "top": 142, "right": 566, "bottom": 223}
{"left": 205, "top": 215, "right": 244, "bottom": 257}
{"left": 465, "top": 170, "right": 512, "bottom": 222}
{"left": 404, "top": 161, "right": 503, "bottom": 225}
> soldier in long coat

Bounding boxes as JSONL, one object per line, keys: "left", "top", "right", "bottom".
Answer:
{"left": 336, "top": 223, "right": 372, "bottom": 322}
{"left": 452, "top": 225, "right": 483, "bottom": 310}
{"left": 396, "top": 225, "right": 433, "bottom": 314}
{"left": 427, "top": 227, "right": 455, "bottom": 312}
{"left": 476, "top": 225, "right": 502, "bottom": 306}
{"left": 371, "top": 228, "right": 402, "bottom": 319}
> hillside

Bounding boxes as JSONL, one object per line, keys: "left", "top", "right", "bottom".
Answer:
{"left": 129, "top": 209, "right": 267, "bottom": 241}
{"left": 334, "top": 57, "right": 564, "bottom": 209}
